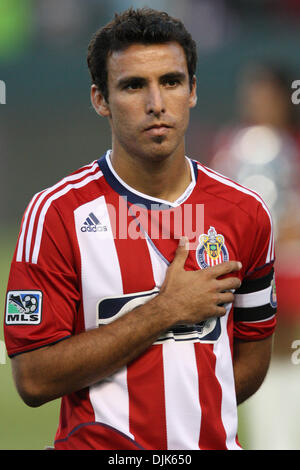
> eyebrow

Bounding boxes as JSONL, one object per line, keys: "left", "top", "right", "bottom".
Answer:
{"left": 160, "top": 72, "right": 187, "bottom": 82}
{"left": 116, "top": 76, "right": 147, "bottom": 89}
{"left": 116, "top": 71, "right": 187, "bottom": 89}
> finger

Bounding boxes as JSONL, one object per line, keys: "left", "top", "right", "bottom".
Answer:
{"left": 217, "top": 276, "right": 242, "bottom": 291}
{"left": 217, "top": 291, "right": 235, "bottom": 305}
{"left": 206, "top": 261, "right": 242, "bottom": 279}
{"left": 214, "top": 305, "right": 227, "bottom": 317}
{"left": 170, "top": 237, "right": 190, "bottom": 269}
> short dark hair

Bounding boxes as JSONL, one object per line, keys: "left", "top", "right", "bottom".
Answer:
{"left": 87, "top": 7, "right": 197, "bottom": 102}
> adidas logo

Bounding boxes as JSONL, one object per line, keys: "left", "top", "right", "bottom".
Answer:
{"left": 80, "top": 212, "right": 108, "bottom": 232}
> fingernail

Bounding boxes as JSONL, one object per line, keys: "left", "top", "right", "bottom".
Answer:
{"left": 179, "top": 237, "right": 189, "bottom": 249}
{"left": 237, "top": 262, "right": 242, "bottom": 269}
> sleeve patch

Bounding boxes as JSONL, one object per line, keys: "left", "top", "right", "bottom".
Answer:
{"left": 5, "top": 290, "right": 43, "bottom": 325}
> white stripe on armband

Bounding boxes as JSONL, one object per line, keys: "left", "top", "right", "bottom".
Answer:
{"left": 234, "top": 285, "right": 272, "bottom": 309}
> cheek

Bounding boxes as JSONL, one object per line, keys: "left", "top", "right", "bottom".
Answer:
{"left": 169, "top": 92, "right": 192, "bottom": 115}
{"left": 110, "top": 99, "right": 139, "bottom": 128}
{"left": 110, "top": 107, "right": 133, "bottom": 134}
{"left": 174, "top": 98, "right": 191, "bottom": 127}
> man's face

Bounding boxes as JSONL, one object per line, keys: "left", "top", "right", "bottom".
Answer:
{"left": 93, "top": 42, "right": 197, "bottom": 162}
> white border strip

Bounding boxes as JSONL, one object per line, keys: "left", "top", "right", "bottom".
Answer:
{"left": 234, "top": 286, "right": 272, "bottom": 309}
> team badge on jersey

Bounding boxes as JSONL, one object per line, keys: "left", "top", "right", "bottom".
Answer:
{"left": 5, "top": 291, "right": 42, "bottom": 325}
{"left": 196, "top": 226, "right": 229, "bottom": 269}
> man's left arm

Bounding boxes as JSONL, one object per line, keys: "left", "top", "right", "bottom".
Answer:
{"left": 232, "top": 199, "right": 277, "bottom": 405}
{"left": 233, "top": 335, "right": 273, "bottom": 405}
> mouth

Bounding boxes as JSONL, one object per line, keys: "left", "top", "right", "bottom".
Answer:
{"left": 145, "top": 123, "right": 171, "bottom": 130}
{"left": 144, "top": 123, "right": 172, "bottom": 136}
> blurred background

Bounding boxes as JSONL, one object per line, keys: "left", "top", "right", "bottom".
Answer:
{"left": 1, "top": 0, "right": 300, "bottom": 450}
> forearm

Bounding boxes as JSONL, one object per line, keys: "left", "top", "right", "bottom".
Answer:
{"left": 12, "top": 294, "right": 174, "bottom": 407}
{"left": 11, "top": 252, "right": 242, "bottom": 407}
{"left": 233, "top": 336, "right": 273, "bottom": 405}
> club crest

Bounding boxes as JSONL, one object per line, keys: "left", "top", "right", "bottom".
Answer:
{"left": 196, "top": 226, "right": 229, "bottom": 269}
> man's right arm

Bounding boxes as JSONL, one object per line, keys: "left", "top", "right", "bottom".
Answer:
{"left": 11, "top": 239, "right": 242, "bottom": 407}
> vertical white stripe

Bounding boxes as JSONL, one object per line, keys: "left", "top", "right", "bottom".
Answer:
{"left": 145, "top": 238, "right": 168, "bottom": 288}
{"left": 74, "top": 195, "right": 133, "bottom": 440}
{"left": 74, "top": 194, "right": 123, "bottom": 331}
{"left": 89, "top": 368, "right": 132, "bottom": 438}
{"left": 163, "top": 341, "right": 201, "bottom": 449}
{"left": 146, "top": 237, "right": 201, "bottom": 449}
{"left": 271, "top": 231, "right": 275, "bottom": 260}
{"left": 214, "top": 308, "right": 241, "bottom": 450}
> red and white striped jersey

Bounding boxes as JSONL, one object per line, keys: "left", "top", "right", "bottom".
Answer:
{"left": 4, "top": 151, "right": 277, "bottom": 450}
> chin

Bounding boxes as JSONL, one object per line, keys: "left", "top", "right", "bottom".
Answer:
{"left": 144, "top": 139, "right": 181, "bottom": 161}
{"left": 142, "top": 149, "right": 174, "bottom": 163}
{"left": 122, "top": 136, "right": 183, "bottom": 164}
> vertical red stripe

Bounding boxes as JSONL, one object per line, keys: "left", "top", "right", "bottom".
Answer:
{"left": 194, "top": 343, "right": 227, "bottom": 449}
{"left": 228, "top": 309, "right": 242, "bottom": 448}
{"left": 127, "top": 346, "right": 167, "bottom": 449}
{"left": 109, "top": 194, "right": 168, "bottom": 449}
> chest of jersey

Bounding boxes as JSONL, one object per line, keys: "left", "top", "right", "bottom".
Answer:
{"left": 74, "top": 192, "right": 243, "bottom": 340}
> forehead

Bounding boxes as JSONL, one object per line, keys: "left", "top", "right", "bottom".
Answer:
{"left": 107, "top": 42, "right": 188, "bottom": 81}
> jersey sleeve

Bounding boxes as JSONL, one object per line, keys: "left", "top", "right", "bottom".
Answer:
{"left": 4, "top": 197, "right": 80, "bottom": 357}
{"left": 233, "top": 201, "right": 277, "bottom": 341}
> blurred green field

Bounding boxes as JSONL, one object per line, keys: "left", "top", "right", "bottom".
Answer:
{"left": 0, "top": 228, "right": 249, "bottom": 450}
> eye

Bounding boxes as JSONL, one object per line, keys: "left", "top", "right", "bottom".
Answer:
{"left": 162, "top": 76, "right": 183, "bottom": 88}
{"left": 123, "top": 80, "right": 144, "bottom": 90}
{"left": 166, "top": 79, "right": 180, "bottom": 87}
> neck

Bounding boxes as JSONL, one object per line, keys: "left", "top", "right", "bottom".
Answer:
{"left": 109, "top": 145, "right": 191, "bottom": 203}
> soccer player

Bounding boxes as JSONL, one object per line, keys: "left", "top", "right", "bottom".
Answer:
{"left": 4, "top": 8, "right": 276, "bottom": 450}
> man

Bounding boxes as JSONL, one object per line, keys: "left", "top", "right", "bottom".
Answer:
{"left": 4, "top": 8, "right": 276, "bottom": 450}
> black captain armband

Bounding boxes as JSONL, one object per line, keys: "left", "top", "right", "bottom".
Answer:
{"left": 233, "top": 268, "right": 277, "bottom": 323}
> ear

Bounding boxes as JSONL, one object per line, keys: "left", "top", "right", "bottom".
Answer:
{"left": 189, "top": 76, "right": 197, "bottom": 109}
{"left": 90, "top": 84, "right": 111, "bottom": 117}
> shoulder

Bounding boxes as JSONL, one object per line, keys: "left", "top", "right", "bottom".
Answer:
{"left": 191, "top": 158, "right": 272, "bottom": 219}
{"left": 42, "top": 159, "right": 104, "bottom": 206}
{"left": 26, "top": 159, "right": 105, "bottom": 216}
{"left": 15, "top": 159, "right": 105, "bottom": 264}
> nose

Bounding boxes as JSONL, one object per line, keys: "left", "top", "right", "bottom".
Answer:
{"left": 146, "top": 84, "right": 165, "bottom": 116}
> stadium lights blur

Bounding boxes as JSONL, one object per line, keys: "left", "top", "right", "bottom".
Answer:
{"left": 232, "top": 125, "right": 280, "bottom": 165}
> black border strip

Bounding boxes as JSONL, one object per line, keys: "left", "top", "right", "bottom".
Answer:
{"left": 234, "top": 304, "right": 276, "bottom": 322}
{"left": 236, "top": 268, "right": 274, "bottom": 295}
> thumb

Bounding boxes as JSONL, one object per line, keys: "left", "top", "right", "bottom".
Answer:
{"left": 171, "top": 237, "right": 190, "bottom": 268}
